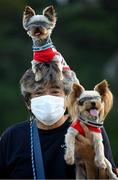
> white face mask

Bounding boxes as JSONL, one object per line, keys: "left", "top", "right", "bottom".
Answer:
{"left": 31, "top": 95, "right": 66, "bottom": 126}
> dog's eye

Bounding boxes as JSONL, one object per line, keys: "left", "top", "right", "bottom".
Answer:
{"left": 77, "top": 100, "right": 84, "bottom": 106}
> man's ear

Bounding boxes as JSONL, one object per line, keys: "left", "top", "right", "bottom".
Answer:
{"left": 26, "top": 103, "right": 31, "bottom": 110}
{"left": 23, "top": 94, "right": 31, "bottom": 110}
{"left": 43, "top": 5, "right": 56, "bottom": 22}
{"left": 23, "top": 6, "right": 35, "bottom": 29}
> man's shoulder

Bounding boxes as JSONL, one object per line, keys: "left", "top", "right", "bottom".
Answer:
{"left": 0, "top": 120, "right": 30, "bottom": 140}
{"left": 10, "top": 120, "right": 30, "bottom": 130}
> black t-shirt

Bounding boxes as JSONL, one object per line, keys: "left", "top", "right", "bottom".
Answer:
{"left": 0, "top": 120, "right": 116, "bottom": 179}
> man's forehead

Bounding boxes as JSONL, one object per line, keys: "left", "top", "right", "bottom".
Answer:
{"left": 35, "top": 84, "right": 63, "bottom": 91}
{"left": 50, "top": 84, "right": 63, "bottom": 89}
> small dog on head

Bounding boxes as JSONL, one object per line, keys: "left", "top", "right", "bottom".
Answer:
{"left": 65, "top": 80, "right": 117, "bottom": 179}
{"left": 23, "top": 5, "right": 75, "bottom": 82}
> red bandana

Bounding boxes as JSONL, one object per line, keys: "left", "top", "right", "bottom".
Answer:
{"left": 33, "top": 48, "right": 70, "bottom": 71}
{"left": 33, "top": 48, "right": 60, "bottom": 63}
{"left": 71, "top": 119, "right": 101, "bottom": 136}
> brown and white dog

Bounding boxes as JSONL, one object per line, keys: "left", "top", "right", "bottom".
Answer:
{"left": 22, "top": 5, "right": 79, "bottom": 83}
{"left": 65, "top": 80, "right": 117, "bottom": 179}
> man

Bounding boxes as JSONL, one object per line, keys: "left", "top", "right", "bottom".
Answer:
{"left": 0, "top": 64, "right": 117, "bottom": 179}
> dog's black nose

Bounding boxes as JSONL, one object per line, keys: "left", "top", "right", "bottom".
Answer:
{"left": 91, "top": 102, "right": 96, "bottom": 107}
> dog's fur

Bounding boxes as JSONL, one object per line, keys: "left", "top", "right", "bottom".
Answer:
{"left": 23, "top": 5, "right": 77, "bottom": 82}
{"left": 65, "top": 80, "right": 117, "bottom": 179}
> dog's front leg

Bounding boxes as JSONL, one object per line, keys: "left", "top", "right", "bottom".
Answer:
{"left": 92, "top": 132, "right": 106, "bottom": 169}
{"left": 105, "top": 158, "right": 118, "bottom": 179}
{"left": 31, "top": 60, "right": 42, "bottom": 81}
{"left": 64, "top": 127, "right": 78, "bottom": 165}
{"left": 31, "top": 60, "right": 37, "bottom": 74}
{"left": 93, "top": 133, "right": 118, "bottom": 179}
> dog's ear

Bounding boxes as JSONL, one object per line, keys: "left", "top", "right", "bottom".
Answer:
{"left": 73, "top": 83, "right": 84, "bottom": 98}
{"left": 94, "top": 80, "right": 109, "bottom": 95}
{"left": 67, "top": 83, "right": 84, "bottom": 121}
{"left": 23, "top": 6, "right": 35, "bottom": 18}
{"left": 69, "top": 83, "right": 85, "bottom": 105}
{"left": 43, "top": 5, "right": 56, "bottom": 22}
{"left": 94, "top": 80, "right": 113, "bottom": 119}
{"left": 23, "top": 6, "right": 35, "bottom": 29}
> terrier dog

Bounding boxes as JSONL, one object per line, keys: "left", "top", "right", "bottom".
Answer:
{"left": 65, "top": 80, "right": 117, "bottom": 179}
{"left": 23, "top": 5, "right": 75, "bottom": 82}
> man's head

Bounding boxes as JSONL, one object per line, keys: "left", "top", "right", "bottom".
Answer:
{"left": 20, "top": 63, "right": 79, "bottom": 127}
{"left": 20, "top": 63, "right": 78, "bottom": 108}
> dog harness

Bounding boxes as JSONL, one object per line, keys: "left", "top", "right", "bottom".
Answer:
{"left": 71, "top": 119, "right": 101, "bottom": 136}
{"left": 33, "top": 48, "right": 58, "bottom": 63}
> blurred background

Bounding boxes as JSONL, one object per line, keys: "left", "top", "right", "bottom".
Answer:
{"left": 0, "top": 0, "right": 118, "bottom": 165}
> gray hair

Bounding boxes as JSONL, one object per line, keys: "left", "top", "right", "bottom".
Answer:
{"left": 20, "top": 63, "right": 79, "bottom": 105}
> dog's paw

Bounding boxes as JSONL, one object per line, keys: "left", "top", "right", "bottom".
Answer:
{"left": 95, "top": 158, "right": 106, "bottom": 169}
{"left": 32, "top": 66, "right": 36, "bottom": 74}
{"left": 35, "top": 73, "right": 42, "bottom": 81}
{"left": 64, "top": 152, "right": 75, "bottom": 165}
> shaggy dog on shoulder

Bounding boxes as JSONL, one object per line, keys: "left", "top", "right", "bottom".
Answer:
{"left": 64, "top": 80, "right": 117, "bottom": 179}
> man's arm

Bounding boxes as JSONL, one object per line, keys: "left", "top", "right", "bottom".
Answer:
{"left": 0, "top": 133, "right": 7, "bottom": 178}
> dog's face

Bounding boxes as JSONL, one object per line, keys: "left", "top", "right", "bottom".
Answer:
{"left": 76, "top": 90, "right": 103, "bottom": 123}
{"left": 67, "top": 80, "right": 113, "bottom": 124}
{"left": 23, "top": 6, "right": 57, "bottom": 41}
